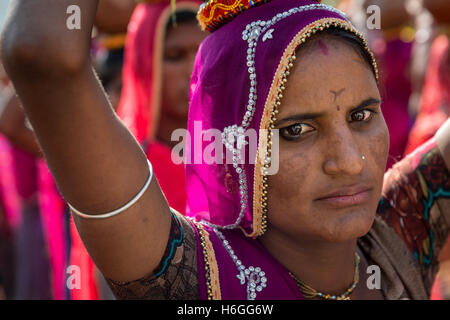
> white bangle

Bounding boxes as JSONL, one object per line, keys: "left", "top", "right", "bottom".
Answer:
{"left": 69, "top": 159, "right": 154, "bottom": 219}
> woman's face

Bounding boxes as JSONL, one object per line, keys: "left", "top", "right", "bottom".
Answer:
{"left": 266, "top": 37, "right": 389, "bottom": 243}
{"left": 162, "top": 21, "right": 206, "bottom": 122}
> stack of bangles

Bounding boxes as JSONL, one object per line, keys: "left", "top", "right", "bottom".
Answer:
{"left": 68, "top": 159, "right": 154, "bottom": 219}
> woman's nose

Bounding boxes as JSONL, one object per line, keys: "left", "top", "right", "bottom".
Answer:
{"left": 322, "top": 126, "right": 364, "bottom": 176}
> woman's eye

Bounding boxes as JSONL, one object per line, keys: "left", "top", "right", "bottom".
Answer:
{"left": 351, "top": 109, "right": 376, "bottom": 122}
{"left": 280, "top": 123, "right": 314, "bottom": 140}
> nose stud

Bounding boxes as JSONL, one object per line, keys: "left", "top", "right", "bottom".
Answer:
{"left": 361, "top": 155, "right": 366, "bottom": 161}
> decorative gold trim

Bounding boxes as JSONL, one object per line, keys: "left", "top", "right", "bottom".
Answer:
{"left": 200, "top": 0, "right": 244, "bottom": 26}
{"left": 290, "top": 252, "right": 360, "bottom": 299}
{"left": 148, "top": 2, "right": 200, "bottom": 141}
{"left": 197, "top": 0, "right": 323, "bottom": 32}
{"left": 251, "top": 18, "right": 379, "bottom": 238}
{"left": 194, "top": 221, "right": 222, "bottom": 300}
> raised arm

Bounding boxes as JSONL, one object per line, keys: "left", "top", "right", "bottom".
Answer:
{"left": 1, "top": 0, "right": 171, "bottom": 282}
{"left": 95, "top": 0, "right": 136, "bottom": 34}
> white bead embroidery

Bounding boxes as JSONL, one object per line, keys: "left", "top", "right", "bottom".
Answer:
{"left": 262, "top": 29, "right": 274, "bottom": 42}
{"left": 211, "top": 225, "right": 267, "bottom": 300}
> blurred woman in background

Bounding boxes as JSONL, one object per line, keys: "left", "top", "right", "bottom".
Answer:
{"left": 117, "top": 0, "right": 206, "bottom": 214}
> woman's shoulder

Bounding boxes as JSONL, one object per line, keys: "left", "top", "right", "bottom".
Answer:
{"left": 376, "top": 139, "right": 450, "bottom": 265}
{"left": 359, "top": 216, "right": 428, "bottom": 299}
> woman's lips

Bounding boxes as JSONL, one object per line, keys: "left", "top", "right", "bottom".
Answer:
{"left": 315, "top": 186, "right": 372, "bottom": 207}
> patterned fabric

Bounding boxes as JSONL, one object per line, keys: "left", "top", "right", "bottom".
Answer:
{"left": 402, "top": 33, "right": 450, "bottom": 301}
{"left": 197, "top": 0, "right": 272, "bottom": 32}
{"left": 377, "top": 139, "right": 450, "bottom": 294}
{"left": 197, "top": 0, "right": 323, "bottom": 32}
{"left": 105, "top": 210, "right": 199, "bottom": 299}
{"left": 105, "top": 141, "right": 450, "bottom": 300}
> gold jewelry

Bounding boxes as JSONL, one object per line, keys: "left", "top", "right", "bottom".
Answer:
{"left": 289, "top": 253, "right": 360, "bottom": 300}
{"left": 362, "top": 155, "right": 366, "bottom": 161}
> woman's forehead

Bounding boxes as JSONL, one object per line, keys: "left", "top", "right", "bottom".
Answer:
{"left": 285, "top": 42, "right": 377, "bottom": 100}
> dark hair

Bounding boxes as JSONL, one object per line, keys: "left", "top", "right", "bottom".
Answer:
{"left": 166, "top": 11, "right": 198, "bottom": 31}
{"left": 297, "top": 27, "right": 377, "bottom": 81}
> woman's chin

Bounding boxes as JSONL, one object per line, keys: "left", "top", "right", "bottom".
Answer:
{"left": 314, "top": 210, "right": 375, "bottom": 242}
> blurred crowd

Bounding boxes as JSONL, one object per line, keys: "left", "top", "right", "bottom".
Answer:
{"left": 0, "top": 0, "right": 449, "bottom": 300}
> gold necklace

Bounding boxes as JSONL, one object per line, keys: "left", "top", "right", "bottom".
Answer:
{"left": 289, "top": 253, "right": 360, "bottom": 300}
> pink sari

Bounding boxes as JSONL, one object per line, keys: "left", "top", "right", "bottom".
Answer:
{"left": 0, "top": 135, "right": 21, "bottom": 231}
{"left": 37, "top": 161, "right": 67, "bottom": 300}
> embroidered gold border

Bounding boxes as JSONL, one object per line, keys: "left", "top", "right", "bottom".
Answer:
{"left": 199, "top": 0, "right": 244, "bottom": 26}
{"left": 194, "top": 221, "right": 222, "bottom": 300}
{"left": 251, "top": 18, "right": 378, "bottom": 238}
{"left": 148, "top": 2, "right": 200, "bottom": 141}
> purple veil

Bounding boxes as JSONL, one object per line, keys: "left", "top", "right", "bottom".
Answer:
{"left": 185, "top": 0, "right": 378, "bottom": 238}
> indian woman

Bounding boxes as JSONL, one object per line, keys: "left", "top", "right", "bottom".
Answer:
{"left": 2, "top": 0, "right": 450, "bottom": 300}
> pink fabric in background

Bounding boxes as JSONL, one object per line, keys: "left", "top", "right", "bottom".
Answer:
{"left": 0, "top": 135, "right": 21, "bottom": 230}
{"left": 37, "top": 160, "right": 67, "bottom": 300}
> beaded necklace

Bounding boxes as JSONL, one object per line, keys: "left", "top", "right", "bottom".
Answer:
{"left": 289, "top": 253, "right": 360, "bottom": 300}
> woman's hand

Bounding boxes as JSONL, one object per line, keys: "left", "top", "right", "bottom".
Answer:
{"left": 1, "top": 0, "right": 172, "bottom": 282}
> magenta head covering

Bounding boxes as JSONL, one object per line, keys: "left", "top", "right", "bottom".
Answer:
{"left": 185, "top": 0, "right": 378, "bottom": 238}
